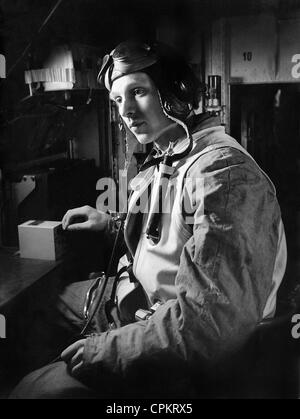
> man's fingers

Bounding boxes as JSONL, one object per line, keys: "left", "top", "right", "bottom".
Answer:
{"left": 70, "top": 361, "right": 84, "bottom": 377}
{"left": 61, "top": 340, "right": 85, "bottom": 361}
{"left": 62, "top": 207, "right": 90, "bottom": 230}
{"left": 62, "top": 210, "right": 81, "bottom": 230}
{"left": 68, "top": 348, "right": 84, "bottom": 371}
{"left": 61, "top": 343, "right": 78, "bottom": 361}
{"left": 61, "top": 206, "right": 107, "bottom": 232}
{"left": 66, "top": 220, "right": 91, "bottom": 231}
{"left": 62, "top": 340, "right": 86, "bottom": 377}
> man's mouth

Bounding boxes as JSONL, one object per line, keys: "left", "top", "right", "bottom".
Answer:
{"left": 129, "top": 121, "right": 145, "bottom": 129}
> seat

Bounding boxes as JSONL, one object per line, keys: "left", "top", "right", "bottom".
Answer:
{"left": 197, "top": 297, "right": 299, "bottom": 399}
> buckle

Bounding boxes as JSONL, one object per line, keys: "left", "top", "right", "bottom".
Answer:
{"left": 135, "top": 301, "right": 163, "bottom": 322}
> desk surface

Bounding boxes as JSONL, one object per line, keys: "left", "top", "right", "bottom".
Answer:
{"left": 0, "top": 248, "right": 60, "bottom": 308}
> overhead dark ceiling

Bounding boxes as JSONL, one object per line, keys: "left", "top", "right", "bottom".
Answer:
{"left": 1, "top": 0, "right": 299, "bottom": 48}
{"left": 1, "top": 0, "right": 299, "bottom": 19}
{"left": 1, "top": 0, "right": 300, "bottom": 80}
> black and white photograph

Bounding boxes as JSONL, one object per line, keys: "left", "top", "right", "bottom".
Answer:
{"left": 0, "top": 0, "right": 300, "bottom": 402}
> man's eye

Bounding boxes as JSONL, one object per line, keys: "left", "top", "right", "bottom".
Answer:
{"left": 114, "top": 97, "right": 122, "bottom": 104}
{"left": 133, "top": 88, "right": 145, "bottom": 96}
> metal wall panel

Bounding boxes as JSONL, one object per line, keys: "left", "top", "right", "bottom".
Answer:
{"left": 229, "top": 15, "right": 277, "bottom": 83}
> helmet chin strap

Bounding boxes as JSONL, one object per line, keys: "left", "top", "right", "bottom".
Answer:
{"left": 143, "top": 91, "right": 194, "bottom": 244}
{"left": 139, "top": 132, "right": 193, "bottom": 172}
{"left": 139, "top": 91, "right": 194, "bottom": 172}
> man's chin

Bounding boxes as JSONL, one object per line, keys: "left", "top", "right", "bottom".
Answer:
{"left": 135, "top": 134, "right": 154, "bottom": 145}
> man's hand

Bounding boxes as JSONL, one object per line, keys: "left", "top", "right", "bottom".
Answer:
{"left": 62, "top": 206, "right": 110, "bottom": 232}
{"left": 61, "top": 339, "right": 86, "bottom": 377}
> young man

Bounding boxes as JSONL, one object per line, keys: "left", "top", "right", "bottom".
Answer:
{"left": 11, "top": 40, "right": 287, "bottom": 398}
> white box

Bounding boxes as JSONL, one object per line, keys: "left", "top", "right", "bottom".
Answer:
{"left": 18, "top": 220, "right": 65, "bottom": 261}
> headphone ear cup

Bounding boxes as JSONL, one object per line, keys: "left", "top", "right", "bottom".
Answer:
{"left": 150, "top": 42, "right": 204, "bottom": 107}
{"left": 173, "top": 77, "right": 194, "bottom": 103}
{"left": 174, "top": 79, "right": 190, "bottom": 99}
{"left": 169, "top": 59, "right": 199, "bottom": 103}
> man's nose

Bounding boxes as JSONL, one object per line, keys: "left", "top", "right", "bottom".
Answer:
{"left": 119, "top": 96, "right": 136, "bottom": 118}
